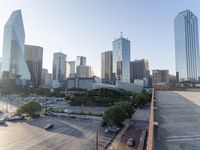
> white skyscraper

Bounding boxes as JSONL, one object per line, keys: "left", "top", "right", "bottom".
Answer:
{"left": 175, "top": 10, "right": 200, "bottom": 81}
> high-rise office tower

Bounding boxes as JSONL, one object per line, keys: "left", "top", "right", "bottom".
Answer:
{"left": 24, "top": 45, "right": 43, "bottom": 87}
{"left": 1, "top": 10, "right": 30, "bottom": 81}
{"left": 101, "top": 51, "right": 113, "bottom": 82}
{"left": 52, "top": 52, "right": 67, "bottom": 81}
{"left": 130, "top": 59, "right": 150, "bottom": 83}
{"left": 113, "top": 33, "right": 130, "bottom": 82}
{"left": 175, "top": 10, "right": 200, "bottom": 81}
{"left": 76, "top": 56, "right": 86, "bottom": 67}
{"left": 66, "top": 61, "right": 76, "bottom": 78}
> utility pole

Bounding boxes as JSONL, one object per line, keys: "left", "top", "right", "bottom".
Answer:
{"left": 6, "top": 99, "right": 8, "bottom": 113}
{"left": 96, "top": 130, "right": 99, "bottom": 150}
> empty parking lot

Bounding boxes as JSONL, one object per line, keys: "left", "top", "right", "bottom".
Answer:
{"left": 157, "top": 91, "right": 200, "bottom": 150}
{"left": 0, "top": 116, "right": 108, "bottom": 150}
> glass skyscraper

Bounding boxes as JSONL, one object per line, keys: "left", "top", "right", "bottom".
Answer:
{"left": 174, "top": 10, "right": 200, "bottom": 81}
{"left": 52, "top": 52, "right": 67, "bottom": 81}
{"left": 1, "top": 10, "right": 30, "bottom": 81}
{"left": 113, "top": 33, "right": 130, "bottom": 83}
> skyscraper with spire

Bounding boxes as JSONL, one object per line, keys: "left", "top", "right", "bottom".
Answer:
{"left": 112, "top": 33, "right": 130, "bottom": 83}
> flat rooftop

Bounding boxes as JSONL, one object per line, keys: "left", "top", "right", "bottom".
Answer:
{"left": 157, "top": 91, "right": 200, "bottom": 150}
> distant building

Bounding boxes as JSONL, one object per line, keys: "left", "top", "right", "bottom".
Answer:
{"left": 67, "top": 61, "right": 75, "bottom": 77}
{"left": 0, "top": 58, "right": 1, "bottom": 73}
{"left": 130, "top": 59, "right": 150, "bottom": 85}
{"left": 113, "top": 33, "right": 130, "bottom": 82}
{"left": 76, "top": 56, "right": 86, "bottom": 67}
{"left": 0, "top": 10, "right": 30, "bottom": 84}
{"left": 175, "top": 10, "right": 200, "bottom": 81}
{"left": 64, "top": 77, "right": 94, "bottom": 90}
{"left": 42, "top": 69, "right": 51, "bottom": 87}
{"left": 152, "top": 70, "right": 169, "bottom": 84}
{"left": 76, "top": 65, "right": 93, "bottom": 78}
{"left": 24, "top": 45, "right": 43, "bottom": 87}
{"left": 52, "top": 52, "right": 67, "bottom": 81}
{"left": 101, "top": 51, "right": 113, "bottom": 83}
{"left": 76, "top": 65, "right": 87, "bottom": 78}
{"left": 169, "top": 74, "right": 177, "bottom": 84}
{"left": 86, "top": 66, "right": 93, "bottom": 77}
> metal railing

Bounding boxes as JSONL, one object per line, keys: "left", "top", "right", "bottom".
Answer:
{"left": 147, "top": 88, "right": 156, "bottom": 150}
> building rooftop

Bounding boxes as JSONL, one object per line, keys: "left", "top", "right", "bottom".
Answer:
{"left": 157, "top": 91, "right": 200, "bottom": 150}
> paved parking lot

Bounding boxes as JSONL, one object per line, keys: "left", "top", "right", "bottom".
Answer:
{"left": 0, "top": 116, "right": 111, "bottom": 150}
{"left": 157, "top": 91, "right": 200, "bottom": 150}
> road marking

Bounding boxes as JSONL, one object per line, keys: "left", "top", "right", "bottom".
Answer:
{"left": 166, "top": 137, "right": 200, "bottom": 142}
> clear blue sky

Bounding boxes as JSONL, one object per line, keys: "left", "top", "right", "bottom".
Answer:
{"left": 0, "top": 0, "right": 200, "bottom": 76}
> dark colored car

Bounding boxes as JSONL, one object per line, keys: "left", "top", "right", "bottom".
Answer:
{"left": 44, "top": 123, "right": 54, "bottom": 130}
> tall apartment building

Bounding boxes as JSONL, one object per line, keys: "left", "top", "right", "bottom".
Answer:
{"left": 113, "top": 33, "right": 130, "bottom": 83}
{"left": 101, "top": 51, "right": 113, "bottom": 82}
{"left": 175, "top": 10, "right": 200, "bottom": 81}
{"left": 52, "top": 52, "right": 67, "bottom": 81}
{"left": 24, "top": 45, "right": 43, "bottom": 87}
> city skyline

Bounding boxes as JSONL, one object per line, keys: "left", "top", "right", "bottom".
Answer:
{"left": 0, "top": 1, "right": 200, "bottom": 76}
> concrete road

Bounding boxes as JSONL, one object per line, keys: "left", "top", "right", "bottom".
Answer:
{"left": 0, "top": 116, "right": 106, "bottom": 150}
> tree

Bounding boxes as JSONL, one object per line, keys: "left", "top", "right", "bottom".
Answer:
{"left": 103, "top": 101, "right": 134, "bottom": 127}
{"left": 133, "top": 90, "right": 151, "bottom": 108}
{"left": 17, "top": 101, "right": 42, "bottom": 117}
{"left": 103, "top": 106, "right": 126, "bottom": 127}
{"left": 115, "top": 101, "right": 134, "bottom": 118}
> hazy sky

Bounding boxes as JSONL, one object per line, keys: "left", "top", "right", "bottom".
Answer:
{"left": 0, "top": 0, "right": 200, "bottom": 76}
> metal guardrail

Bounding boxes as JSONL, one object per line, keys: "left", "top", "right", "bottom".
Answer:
{"left": 147, "top": 88, "right": 155, "bottom": 150}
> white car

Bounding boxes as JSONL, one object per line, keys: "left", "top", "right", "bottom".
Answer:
{"left": 127, "top": 138, "right": 135, "bottom": 146}
{"left": 64, "top": 109, "right": 72, "bottom": 113}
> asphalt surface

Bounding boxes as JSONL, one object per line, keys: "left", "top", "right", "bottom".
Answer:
{"left": 0, "top": 116, "right": 110, "bottom": 150}
{"left": 114, "top": 107, "right": 150, "bottom": 150}
{"left": 157, "top": 91, "right": 200, "bottom": 150}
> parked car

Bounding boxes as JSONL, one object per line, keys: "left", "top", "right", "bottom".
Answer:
{"left": 7, "top": 115, "right": 24, "bottom": 122}
{"left": 104, "top": 126, "right": 120, "bottom": 134}
{"left": 127, "top": 138, "right": 135, "bottom": 146}
{"left": 44, "top": 123, "right": 54, "bottom": 130}
{"left": 64, "top": 109, "right": 72, "bottom": 113}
